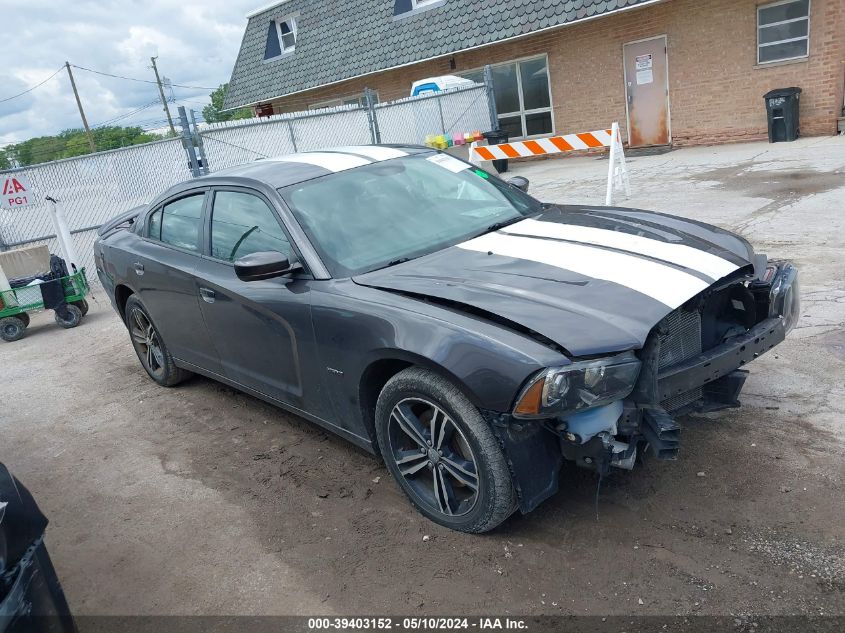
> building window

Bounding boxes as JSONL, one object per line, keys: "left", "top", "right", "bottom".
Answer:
{"left": 309, "top": 92, "right": 376, "bottom": 110}
{"left": 757, "top": 0, "right": 810, "bottom": 64}
{"left": 277, "top": 17, "right": 297, "bottom": 52}
{"left": 394, "top": 0, "right": 444, "bottom": 17}
{"left": 264, "top": 15, "right": 297, "bottom": 60}
{"left": 460, "top": 56, "right": 553, "bottom": 140}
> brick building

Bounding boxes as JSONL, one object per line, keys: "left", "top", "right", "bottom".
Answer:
{"left": 224, "top": 0, "right": 845, "bottom": 147}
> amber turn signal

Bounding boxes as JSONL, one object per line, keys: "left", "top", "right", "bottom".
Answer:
{"left": 513, "top": 376, "right": 545, "bottom": 416}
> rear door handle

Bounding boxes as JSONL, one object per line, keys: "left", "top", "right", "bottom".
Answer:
{"left": 199, "top": 287, "right": 216, "bottom": 303}
{"left": 133, "top": 262, "right": 144, "bottom": 276}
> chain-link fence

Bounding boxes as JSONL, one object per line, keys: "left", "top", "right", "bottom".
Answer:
{"left": 0, "top": 81, "right": 493, "bottom": 287}
{"left": 375, "top": 84, "right": 491, "bottom": 144}
{"left": 0, "top": 138, "right": 191, "bottom": 278}
{"left": 200, "top": 105, "right": 373, "bottom": 171}
{"left": 199, "top": 83, "right": 491, "bottom": 168}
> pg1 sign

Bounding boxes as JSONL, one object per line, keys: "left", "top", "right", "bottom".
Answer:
{"left": 1, "top": 174, "right": 34, "bottom": 209}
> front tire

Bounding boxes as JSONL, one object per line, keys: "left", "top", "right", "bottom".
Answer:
{"left": 375, "top": 367, "right": 516, "bottom": 533}
{"left": 124, "top": 296, "right": 191, "bottom": 387}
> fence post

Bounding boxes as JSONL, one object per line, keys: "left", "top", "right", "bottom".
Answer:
{"left": 436, "top": 97, "right": 446, "bottom": 135}
{"left": 189, "top": 109, "right": 210, "bottom": 175}
{"left": 364, "top": 88, "right": 382, "bottom": 144}
{"left": 286, "top": 118, "right": 298, "bottom": 153}
{"left": 178, "top": 106, "right": 202, "bottom": 178}
{"left": 483, "top": 65, "right": 498, "bottom": 131}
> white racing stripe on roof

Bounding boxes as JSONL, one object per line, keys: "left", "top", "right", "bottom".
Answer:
{"left": 457, "top": 231, "right": 710, "bottom": 308}
{"left": 328, "top": 146, "right": 408, "bottom": 161}
{"left": 275, "top": 152, "right": 371, "bottom": 172}
{"left": 502, "top": 219, "right": 739, "bottom": 281}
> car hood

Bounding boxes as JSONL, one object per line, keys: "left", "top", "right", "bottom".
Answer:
{"left": 353, "top": 205, "right": 755, "bottom": 356}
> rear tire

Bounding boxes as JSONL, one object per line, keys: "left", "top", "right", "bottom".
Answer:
{"left": 124, "top": 295, "right": 191, "bottom": 387}
{"left": 375, "top": 367, "right": 516, "bottom": 533}
{"left": 0, "top": 317, "right": 26, "bottom": 342}
{"left": 17, "top": 312, "right": 30, "bottom": 328}
{"left": 54, "top": 304, "right": 82, "bottom": 329}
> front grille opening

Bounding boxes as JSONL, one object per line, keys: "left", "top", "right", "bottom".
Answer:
{"left": 658, "top": 309, "right": 702, "bottom": 371}
{"left": 658, "top": 308, "right": 703, "bottom": 411}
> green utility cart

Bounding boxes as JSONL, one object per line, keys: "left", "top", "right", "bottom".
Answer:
{"left": 0, "top": 269, "right": 90, "bottom": 342}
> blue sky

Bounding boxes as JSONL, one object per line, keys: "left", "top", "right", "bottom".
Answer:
{"left": 1, "top": 0, "right": 260, "bottom": 145}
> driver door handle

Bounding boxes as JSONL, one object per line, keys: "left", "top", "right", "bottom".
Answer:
{"left": 199, "top": 287, "right": 216, "bottom": 303}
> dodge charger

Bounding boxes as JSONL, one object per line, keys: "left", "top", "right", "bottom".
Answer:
{"left": 94, "top": 146, "right": 799, "bottom": 532}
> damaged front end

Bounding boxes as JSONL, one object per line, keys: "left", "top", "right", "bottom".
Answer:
{"left": 489, "top": 261, "right": 799, "bottom": 512}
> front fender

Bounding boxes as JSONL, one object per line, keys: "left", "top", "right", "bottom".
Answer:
{"left": 310, "top": 281, "right": 567, "bottom": 439}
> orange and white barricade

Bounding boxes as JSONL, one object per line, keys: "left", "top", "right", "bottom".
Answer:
{"left": 470, "top": 121, "right": 631, "bottom": 206}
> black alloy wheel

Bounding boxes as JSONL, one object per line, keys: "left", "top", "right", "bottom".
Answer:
{"left": 375, "top": 367, "right": 516, "bottom": 533}
{"left": 129, "top": 307, "right": 166, "bottom": 380}
{"left": 387, "top": 397, "right": 481, "bottom": 517}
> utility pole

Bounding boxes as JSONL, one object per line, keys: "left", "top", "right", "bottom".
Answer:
{"left": 65, "top": 62, "right": 96, "bottom": 153}
{"left": 150, "top": 56, "right": 177, "bottom": 137}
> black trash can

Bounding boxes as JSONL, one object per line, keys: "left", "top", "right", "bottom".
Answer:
{"left": 482, "top": 129, "right": 510, "bottom": 173}
{"left": 764, "top": 87, "right": 801, "bottom": 143}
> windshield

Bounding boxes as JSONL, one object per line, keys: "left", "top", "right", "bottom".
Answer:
{"left": 278, "top": 152, "right": 543, "bottom": 277}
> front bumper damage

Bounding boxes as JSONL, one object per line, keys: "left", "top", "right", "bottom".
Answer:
{"left": 486, "top": 262, "right": 797, "bottom": 514}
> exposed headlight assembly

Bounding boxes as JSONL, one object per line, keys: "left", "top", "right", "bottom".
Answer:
{"left": 768, "top": 262, "right": 800, "bottom": 334}
{"left": 513, "top": 352, "right": 642, "bottom": 419}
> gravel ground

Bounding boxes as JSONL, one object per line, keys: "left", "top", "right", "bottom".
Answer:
{"left": 1, "top": 137, "right": 844, "bottom": 618}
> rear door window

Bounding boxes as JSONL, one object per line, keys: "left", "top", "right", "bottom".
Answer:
{"left": 159, "top": 194, "right": 205, "bottom": 251}
{"left": 210, "top": 191, "right": 292, "bottom": 262}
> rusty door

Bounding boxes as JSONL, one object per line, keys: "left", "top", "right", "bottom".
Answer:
{"left": 623, "top": 36, "right": 670, "bottom": 147}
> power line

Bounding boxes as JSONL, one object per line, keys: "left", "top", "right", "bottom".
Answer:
{"left": 69, "top": 64, "right": 216, "bottom": 91}
{"left": 91, "top": 99, "right": 162, "bottom": 128}
{"left": 0, "top": 66, "right": 65, "bottom": 103}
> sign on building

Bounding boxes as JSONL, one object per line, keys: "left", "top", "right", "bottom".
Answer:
{"left": 1, "top": 174, "right": 34, "bottom": 209}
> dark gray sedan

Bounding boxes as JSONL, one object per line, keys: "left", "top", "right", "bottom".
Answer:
{"left": 95, "top": 145, "right": 799, "bottom": 532}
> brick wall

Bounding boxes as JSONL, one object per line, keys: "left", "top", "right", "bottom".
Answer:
{"left": 268, "top": 0, "right": 845, "bottom": 146}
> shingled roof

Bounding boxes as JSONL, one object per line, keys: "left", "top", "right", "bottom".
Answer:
{"left": 224, "top": 0, "right": 659, "bottom": 110}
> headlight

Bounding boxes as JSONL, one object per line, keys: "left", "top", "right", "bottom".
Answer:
{"left": 769, "top": 262, "right": 800, "bottom": 334}
{"left": 513, "top": 352, "right": 641, "bottom": 419}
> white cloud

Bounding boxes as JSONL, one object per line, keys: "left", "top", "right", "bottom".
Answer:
{"left": 1, "top": 0, "right": 257, "bottom": 145}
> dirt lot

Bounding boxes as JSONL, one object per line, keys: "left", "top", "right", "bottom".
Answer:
{"left": 1, "top": 137, "right": 844, "bottom": 618}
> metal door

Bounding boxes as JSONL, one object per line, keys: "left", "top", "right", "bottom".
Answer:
{"left": 623, "top": 36, "right": 671, "bottom": 147}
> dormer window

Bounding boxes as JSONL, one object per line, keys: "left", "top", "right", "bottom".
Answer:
{"left": 277, "top": 17, "right": 297, "bottom": 52}
{"left": 264, "top": 15, "right": 297, "bottom": 60}
{"left": 394, "top": 0, "right": 445, "bottom": 17}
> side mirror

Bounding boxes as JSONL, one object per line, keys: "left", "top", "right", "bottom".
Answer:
{"left": 507, "top": 176, "right": 529, "bottom": 193}
{"left": 234, "top": 251, "right": 301, "bottom": 282}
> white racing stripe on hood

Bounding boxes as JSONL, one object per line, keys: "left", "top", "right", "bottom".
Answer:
{"left": 501, "top": 218, "right": 739, "bottom": 281}
{"left": 275, "top": 152, "right": 371, "bottom": 172}
{"left": 457, "top": 231, "right": 710, "bottom": 308}
{"left": 328, "top": 146, "right": 408, "bottom": 161}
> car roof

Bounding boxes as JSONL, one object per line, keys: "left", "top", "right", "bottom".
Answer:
{"left": 151, "top": 145, "right": 434, "bottom": 206}
{"left": 198, "top": 144, "right": 432, "bottom": 189}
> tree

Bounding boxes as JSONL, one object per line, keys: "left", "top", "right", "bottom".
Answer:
{"left": 3, "top": 126, "right": 163, "bottom": 167}
{"left": 202, "top": 83, "right": 253, "bottom": 123}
